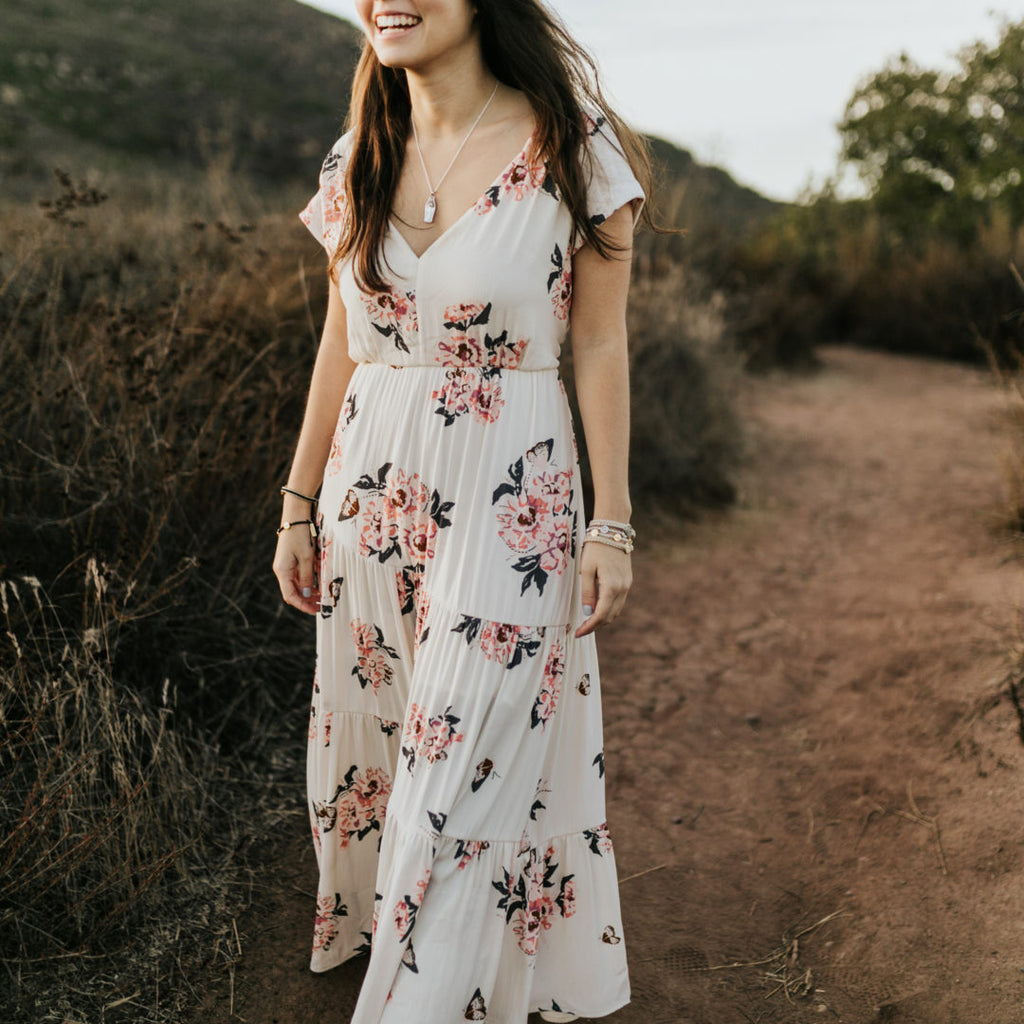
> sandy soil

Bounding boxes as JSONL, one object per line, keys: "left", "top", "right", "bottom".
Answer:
{"left": 195, "top": 346, "right": 1024, "bottom": 1024}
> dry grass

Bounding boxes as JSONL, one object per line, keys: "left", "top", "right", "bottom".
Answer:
{"left": 982, "top": 262, "right": 1024, "bottom": 535}
{"left": 0, "top": 166, "right": 744, "bottom": 1020}
{"left": 0, "top": 169, "right": 321, "bottom": 1021}
{"left": 564, "top": 261, "right": 745, "bottom": 520}
{"left": 720, "top": 198, "right": 1024, "bottom": 368}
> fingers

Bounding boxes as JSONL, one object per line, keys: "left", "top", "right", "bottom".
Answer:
{"left": 574, "top": 546, "right": 631, "bottom": 638}
{"left": 273, "top": 539, "right": 320, "bottom": 616}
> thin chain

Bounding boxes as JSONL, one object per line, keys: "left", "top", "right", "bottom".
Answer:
{"left": 410, "top": 81, "right": 499, "bottom": 216}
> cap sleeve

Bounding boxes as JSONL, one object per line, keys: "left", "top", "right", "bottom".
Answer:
{"left": 299, "top": 130, "right": 354, "bottom": 257}
{"left": 574, "top": 110, "right": 645, "bottom": 252}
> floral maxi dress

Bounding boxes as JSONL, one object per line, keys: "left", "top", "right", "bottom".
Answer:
{"left": 298, "top": 113, "right": 644, "bottom": 1024}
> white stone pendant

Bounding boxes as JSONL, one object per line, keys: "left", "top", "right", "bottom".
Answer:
{"left": 423, "top": 193, "right": 437, "bottom": 224}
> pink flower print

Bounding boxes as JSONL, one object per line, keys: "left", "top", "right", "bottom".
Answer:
{"left": 414, "top": 587, "right": 430, "bottom": 649}
{"left": 583, "top": 822, "right": 614, "bottom": 857}
{"left": 357, "top": 494, "right": 400, "bottom": 561}
{"left": 312, "top": 891, "right": 347, "bottom": 952}
{"left": 468, "top": 377, "right": 504, "bottom": 423}
{"left": 325, "top": 429, "right": 344, "bottom": 478}
{"left": 350, "top": 618, "right": 401, "bottom": 693}
{"left": 402, "top": 704, "right": 427, "bottom": 759}
{"left": 394, "top": 870, "right": 431, "bottom": 941}
{"left": 550, "top": 270, "right": 572, "bottom": 321}
{"left": 395, "top": 566, "right": 414, "bottom": 614}
{"left": 317, "top": 525, "right": 333, "bottom": 579}
{"left": 308, "top": 705, "right": 317, "bottom": 741}
{"left": 512, "top": 907, "right": 541, "bottom": 956}
{"left": 393, "top": 899, "right": 414, "bottom": 941}
{"left": 536, "top": 520, "right": 571, "bottom": 574}
{"left": 383, "top": 468, "right": 417, "bottom": 521}
{"left": 321, "top": 180, "right": 347, "bottom": 227}
{"left": 437, "top": 334, "right": 485, "bottom": 367}
{"left": 495, "top": 491, "right": 551, "bottom": 553}
{"left": 473, "top": 152, "right": 557, "bottom": 214}
{"left": 479, "top": 620, "right": 521, "bottom": 664}
{"left": 547, "top": 243, "right": 572, "bottom": 321}
{"left": 531, "top": 643, "right": 565, "bottom": 730}
{"left": 318, "top": 763, "right": 391, "bottom": 848}
{"left": 442, "top": 302, "right": 490, "bottom": 332}
{"left": 494, "top": 845, "right": 571, "bottom": 953}
{"left": 351, "top": 766, "right": 392, "bottom": 813}
{"left": 492, "top": 337, "right": 527, "bottom": 369}
{"left": 431, "top": 368, "right": 475, "bottom": 424}
{"left": 349, "top": 463, "right": 453, "bottom": 563}
{"left": 322, "top": 710, "right": 333, "bottom": 747}
{"left": 503, "top": 159, "right": 548, "bottom": 201}
{"left": 452, "top": 615, "right": 543, "bottom": 669}
{"left": 533, "top": 894, "right": 556, "bottom": 934}
{"left": 491, "top": 439, "right": 575, "bottom": 596}
{"left": 361, "top": 288, "right": 417, "bottom": 353}
{"left": 335, "top": 794, "right": 367, "bottom": 848}
{"left": 402, "top": 516, "right": 439, "bottom": 565}
{"left": 529, "top": 469, "right": 572, "bottom": 515}
{"left": 557, "top": 875, "right": 577, "bottom": 918}
{"left": 400, "top": 703, "right": 465, "bottom": 772}
{"left": 454, "top": 838, "right": 490, "bottom": 870}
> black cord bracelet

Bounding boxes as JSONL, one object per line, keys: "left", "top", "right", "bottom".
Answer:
{"left": 280, "top": 486, "right": 318, "bottom": 504}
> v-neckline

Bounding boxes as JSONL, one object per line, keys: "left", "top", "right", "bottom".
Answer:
{"left": 388, "top": 132, "right": 535, "bottom": 264}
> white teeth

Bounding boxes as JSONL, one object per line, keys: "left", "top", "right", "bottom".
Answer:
{"left": 376, "top": 13, "right": 420, "bottom": 30}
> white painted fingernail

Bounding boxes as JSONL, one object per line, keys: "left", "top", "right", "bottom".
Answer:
{"left": 302, "top": 587, "right": 312, "bottom": 598}
{"left": 583, "top": 604, "right": 594, "bottom": 616}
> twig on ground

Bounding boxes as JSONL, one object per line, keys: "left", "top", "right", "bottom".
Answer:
{"left": 618, "top": 863, "right": 668, "bottom": 884}
{"left": 890, "top": 781, "right": 948, "bottom": 876}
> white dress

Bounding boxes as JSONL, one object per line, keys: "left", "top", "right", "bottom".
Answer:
{"left": 298, "top": 110, "right": 644, "bottom": 1024}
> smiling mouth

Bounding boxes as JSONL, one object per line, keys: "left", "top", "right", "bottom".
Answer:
{"left": 375, "top": 13, "right": 422, "bottom": 34}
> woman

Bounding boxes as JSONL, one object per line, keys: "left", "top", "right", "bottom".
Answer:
{"left": 273, "top": 1, "right": 651, "bottom": 1020}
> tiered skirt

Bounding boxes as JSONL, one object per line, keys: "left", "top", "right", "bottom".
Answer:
{"left": 306, "top": 361, "right": 630, "bottom": 1023}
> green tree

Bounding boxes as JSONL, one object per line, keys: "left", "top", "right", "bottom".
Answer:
{"left": 839, "top": 17, "right": 1024, "bottom": 242}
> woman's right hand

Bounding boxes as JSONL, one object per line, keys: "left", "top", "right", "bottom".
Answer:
{"left": 273, "top": 517, "right": 321, "bottom": 616}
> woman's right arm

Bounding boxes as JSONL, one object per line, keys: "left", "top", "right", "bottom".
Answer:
{"left": 273, "top": 281, "right": 358, "bottom": 615}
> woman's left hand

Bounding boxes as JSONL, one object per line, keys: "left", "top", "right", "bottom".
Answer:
{"left": 574, "top": 540, "right": 632, "bottom": 638}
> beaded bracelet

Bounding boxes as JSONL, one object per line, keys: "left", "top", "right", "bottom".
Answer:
{"left": 583, "top": 518, "right": 635, "bottom": 554}
{"left": 588, "top": 518, "right": 636, "bottom": 539}
{"left": 583, "top": 532, "right": 634, "bottom": 554}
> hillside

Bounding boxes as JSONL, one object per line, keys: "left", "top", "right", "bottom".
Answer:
{"left": 1, "top": 0, "right": 777, "bottom": 231}
{"left": 1, "top": 0, "right": 363, "bottom": 183}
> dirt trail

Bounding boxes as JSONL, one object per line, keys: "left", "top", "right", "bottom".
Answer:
{"left": 198, "top": 346, "right": 1024, "bottom": 1024}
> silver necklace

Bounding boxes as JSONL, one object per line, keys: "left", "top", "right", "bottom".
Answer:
{"left": 410, "top": 81, "right": 499, "bottom": 224}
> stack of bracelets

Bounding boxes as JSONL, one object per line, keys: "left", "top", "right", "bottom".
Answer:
{"left": 277, "top": 485, "right": 320, "bottom": 542}
{"left": 582, "top": 518, "right": 635, "bottom": 554}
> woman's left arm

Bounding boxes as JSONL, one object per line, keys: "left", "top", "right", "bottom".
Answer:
{"left": 569, "top": 202, "right": 637, "bottom": 638}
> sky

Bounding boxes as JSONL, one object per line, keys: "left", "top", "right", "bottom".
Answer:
{"left": 300, "top": 0, "right": 1020, "bottom": 202}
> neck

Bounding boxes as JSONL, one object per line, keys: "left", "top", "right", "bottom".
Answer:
{"left": 406, "top": 51, "right": 499, "bottom": 139}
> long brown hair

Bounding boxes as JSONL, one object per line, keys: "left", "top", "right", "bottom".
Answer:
{"left": 331, "top": 0, "right": 654, "bottom": 292}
